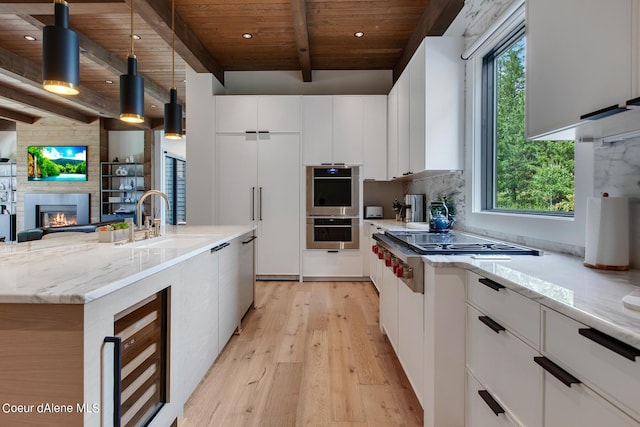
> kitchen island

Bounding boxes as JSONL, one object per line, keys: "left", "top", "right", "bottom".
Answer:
{"left": 0, "top": 225, "right": 255, "bottom": 427}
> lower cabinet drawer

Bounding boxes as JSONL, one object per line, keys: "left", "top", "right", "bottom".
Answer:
{"left": 543, "top": 367, "right": 639, "bottom": 427}
{"left": 467, "top": 304, "right": 542, "bottom": 427}
{"left": 466, "top": 371, "right": 518, "bottom": 427}
{"left": 303, "top": 249, "right": 363, "bottom": 277}
{"left": 543, "top": 307, "right": 640, "bottom": 422}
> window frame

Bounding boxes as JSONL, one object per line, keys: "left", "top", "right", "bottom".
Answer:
{"left": 480, "top": 23, "right": 574, "bottom": 218}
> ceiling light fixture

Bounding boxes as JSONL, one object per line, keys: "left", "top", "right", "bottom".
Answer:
{"left": 164, "top": 0, "right": 183, "bottom": 140}
{"left": 354, "top": 31, "right": 365, "bottom": 38}
{"left": 242, "top": 33, "right": 253, "bottom": 39}
{"left": 132, "top": 34, "right": 141, "bottom": 40}
{"left": 105, "top": 80, "right": 113, "bottom": 84}
{"left": 120, "top": 0, "right": 144, "bottom": 124}
{"left": 24, "top": 35, "right": 37, "bottom": 41}
{"left": 42, "top": 0, "right": 80, "bottom": 95}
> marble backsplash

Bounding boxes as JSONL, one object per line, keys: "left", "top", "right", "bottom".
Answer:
{"left": 404, "top": 171, "right": 466, "bottom": 224}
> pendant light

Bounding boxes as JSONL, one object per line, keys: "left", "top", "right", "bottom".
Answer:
{"left": 164, "top": 0, "right": 183, "bottom": 139}
{"left": 120, "top": 0, "right": 145, "bottom": 124}
{"left": 42, "top": 0, "right": 80, "bottom": 95}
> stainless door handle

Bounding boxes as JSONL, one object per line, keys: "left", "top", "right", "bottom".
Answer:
{"left": 259, "top": 187, "right": 263, "bottom": 221}
{"left": 251, "top": 187, "right": 255, "bottom": 221}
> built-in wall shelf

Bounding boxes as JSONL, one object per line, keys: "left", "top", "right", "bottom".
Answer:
{"left": 100, "top": 162, "right": 146, "bottom": 223}
{"left": 0, "top": 162, "right": 16, "bottom": 241}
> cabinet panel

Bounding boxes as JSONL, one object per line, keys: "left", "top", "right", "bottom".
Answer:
{"left": 381, "top": 265, "right": 399, "bottom": 352}
{"left": 466, "top": 372, "right": 518, "bottom": 427}
{"left": 543, "top": 369, "right": 639, "bottom": 427}
{"left": 219, "top": 241, "right": 240, "bottom": 348}
{"left": 256, "top": 134, "right": 300, "bottom": 276}
{"left": 215, "top": 96, "right": 258, "bottom": 133}
{"left": 257, "top": 96, "right": 300, "bottom": 133}
{"left": 467, "top": 304, "right": 542, "bottom": 427}
{"left": 302, "top": 249, "right": 362, "bottom": 277}
{"left": 543, "top": 307, "right": 640, "bottom": 421}
{"left": 333, "top": 96, "right": 364, "bottom": 164}
{"left": 216, "top": 134, "right": 259, "bottom": 225}
{"left": 526, "top": 0, "right": 633, "bottom": 139}
{"left": 409, "top": 41, "right": 426, "bottom": 175}
{"left": 467, "top": 271, "right": 540, "bottom": 347}
{"left": 387, "top": 85, "right": 399, "bottom": 180}
{"left": 362, "top": 96, "right": 388, "bottom": 180}
{"left": 238, "top": 233, "right": 255, "bottom": 320}
{"left": 302, "top": 96, "right": 333, "bottom": 165}
{"left": 398, "top": 280, "right": 424, "bottom": 405}
{"left": 396, "top": 72, "right": 410, "bottom": 176}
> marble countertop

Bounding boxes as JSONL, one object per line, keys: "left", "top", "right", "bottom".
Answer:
{"left": 0, "top": 225, "right": 254, "bottom": 304}
{"left": 367, "top": 219, "right": 640, "bottom": 350}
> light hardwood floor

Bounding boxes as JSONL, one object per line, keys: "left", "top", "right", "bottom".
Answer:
{"left": 180, "top": 281, "right": 423, "bottom": 427}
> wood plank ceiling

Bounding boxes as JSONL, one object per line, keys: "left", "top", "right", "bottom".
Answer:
{"left": 0, "top": 0, "right": 463, "bottom": 127}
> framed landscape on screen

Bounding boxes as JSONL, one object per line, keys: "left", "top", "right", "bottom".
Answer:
{"left": 27, "top": 146, "right": 87, "bottom": 182}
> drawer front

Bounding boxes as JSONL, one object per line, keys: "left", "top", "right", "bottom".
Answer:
{"left": 543, "top": 307, "right": 640, "bottom": 422}
{"left": 467, "top": 304, "right": 542, "bottom": 427}
{"left": 543, "top": 369, "right": 639, "bottom": 427}
{"left": 466, "top": 371, "right": 518, "bottom": 427}
{"left": 303, "top": 250, "right": 363, "bottom": 277}
{"left": 467, "top": 271, "right": 540, "bottom": 347}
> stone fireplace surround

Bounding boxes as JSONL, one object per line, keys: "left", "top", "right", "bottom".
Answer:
{"left": 24, "top": 193, "right": 90, "bottom": 230}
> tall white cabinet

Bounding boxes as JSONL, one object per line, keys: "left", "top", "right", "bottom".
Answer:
{"left": 215, "top": 96, "right": 301, "bottom": 278}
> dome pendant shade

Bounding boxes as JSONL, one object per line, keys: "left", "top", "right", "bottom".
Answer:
{"left": 120, "top": 56, "right": 145, "bottom": 123}
{"left": 42, "top": 1, "right": 79, "bottom": 95}
{"left": 164, "top": 88, "right": 183, "bottom": 139}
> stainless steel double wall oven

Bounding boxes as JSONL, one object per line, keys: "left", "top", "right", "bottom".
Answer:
{"left": 306, "top": 165, "right": 359, "bottom": 249}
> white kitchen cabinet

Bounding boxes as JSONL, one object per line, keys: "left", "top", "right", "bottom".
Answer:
{"left": 216, "top": 134, "right": 300, "bottom": 277}
{"left": 302, "top": 96, "right": 332, "bottom": 164}
{"left": 238, "top": 233, "right": 256, "bottom": 323}
{"left": 542, "top": 307, "right": 640, "bottom": 423}
{"left": 368, "top": 223, "right": 383, "bottom": 292}
{"left": 387, "top": 84, "right": 399, "bottom": 180}
{"left": 423, "top": 265, "right": 466, "bottom": 427}
{"left": 525, "top": 0, "right": 634, "bottom": 140}
{"left": 302, "top": 95, "right": 386, "bottom": 168}
{"left": 333, "top": 96, "right": 364, "bottom": 164}
{"left": 381, "top": 263, "right": 399, "bottom": 352}
{"left": 302, "top": 249, "right": 363, "bottom": 277}
{"left": 398, "top": 280, "right": 424, "bottom": 405}
{"left": 362, "top": 96, "right": 388, "bottom": 180}
{"left": 466, "top": 371, "right": 519, "bottom": 427}
{"left": 466, "top": 304, "right": 542, "bottom": 427}
{"left": 180, "top": 250, "right": 219, "bottom": 399}
{"left": 218, "top": 240, "right": 240, "bottom": 349}
{"left": 215, "top": 95, "right": 300, "bottom": 133}
{"left": 389, "top": 37, "right": 463, "bottom": 177}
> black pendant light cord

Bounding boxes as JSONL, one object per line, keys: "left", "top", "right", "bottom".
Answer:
{"left": 130, "top": 0, "right": 135, "bottom": 58}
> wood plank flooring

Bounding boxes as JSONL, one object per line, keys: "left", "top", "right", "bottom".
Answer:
{"left": 180, "top": 281, "right": 423, "bottom": 427}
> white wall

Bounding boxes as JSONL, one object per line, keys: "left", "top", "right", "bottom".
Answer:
{"left": 108, "top": 131, "right": 144, "bottom": 163}
{"left": 0, "top": 131, "right": 17, "bottom": 161}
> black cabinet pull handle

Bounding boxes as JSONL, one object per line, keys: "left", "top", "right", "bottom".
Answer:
{"left": 580, "top": 104, "right": 627, "bottom": 121}
{"left": 250, "top": 187, "right": 255, "bottom": 221}
{"left": 578, "top": 328, "right": 640, "bottom": 362}
{"left": 245, "top": 130, "right": 257, "bottom": 134}
{"left": 258, "top": 130, "right": 270, "bottom": 134}
{"left": 534, "top": 356, "right": 580, "bottom": 388}
{"left": 327, "top": 250, "right": 339, "bottom": 253}
{"left": 478, "top": 277, "right": 505, "bottom": 292}
{"left": 242, "top": 236, "right": 257, "bottom": 244}
{"left": 479, "top": 316, "right": 505, "bottom": 333}
{"left": 211, "top": 242, "right": 230, "bottom": 252}
{"left": 477, "top": 390, "right": 505, "bottom": 416}
{"left": 104, "top": 336, "right": 122, "bottom": 427}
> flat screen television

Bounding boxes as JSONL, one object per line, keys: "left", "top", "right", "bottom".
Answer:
{"left": 27, "top": 146, "right": 87, "bottom": 182}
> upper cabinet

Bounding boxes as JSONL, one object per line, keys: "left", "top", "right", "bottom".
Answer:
{"left": 216, "top": 95, "right": 301, "bottom": 133}
{"left": 302, "top": 95, "right": 386, "bottom": 172}
{"left": 388, "top": 37, "right": 464, "bottom": 178}
{"left": 526, "top": 0, "right": 638, "bottom": 140}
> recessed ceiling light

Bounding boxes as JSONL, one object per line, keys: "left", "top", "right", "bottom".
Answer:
{"left": 354, "top": 31, "right": 365, "bottom": 38}
{"left": 105, "top": 80, "right": 113, "bottom": 84}
{"left": 242, "top": 33, "right": 253, "bottom": 39}
{"left": 24, "top": 35, "right": 37, "bottom": 41}
{"left": 151, "top": 104, "right": 157, "bottom": 108}
{"left": 132, "top": 34, "right": 141, "bottom": 41}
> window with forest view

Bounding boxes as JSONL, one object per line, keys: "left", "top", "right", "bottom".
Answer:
{"left": 482, "top": 27, "right": 575, "bottom": 214}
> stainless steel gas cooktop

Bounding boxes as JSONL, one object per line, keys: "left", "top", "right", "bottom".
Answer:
{"left": 384, "top": 230, "right": 542, "bottom": 256}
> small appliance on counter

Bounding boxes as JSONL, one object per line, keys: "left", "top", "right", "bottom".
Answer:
{"left": 404, "top": 194, "right": 424, "bottom": 223}
{"left": 365, "top": 206, "right": 383, "bottom": 219}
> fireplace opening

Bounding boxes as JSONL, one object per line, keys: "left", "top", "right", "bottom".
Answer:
{"left": 36, "top": 204, "right": 78, "bottom": 228}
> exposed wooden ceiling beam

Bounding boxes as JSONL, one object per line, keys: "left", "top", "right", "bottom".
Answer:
{"left": 20, "top": 13, "right": 172, "bottom": 105}
{"left": 0, "top": 83, "right": 95, "bottom": 123}
{"left": 393, "top": 0, "right": 464, "bottom": 81}
{"left": 0, "top": 0, "right": 129, "bottom": 15}
{"left": 133, "top": 0, "right": 225, "bottom": 84}
{"left": 289, "top": 0, "right": 312, "bottom": 82}
{"left": 0, "top": 43, "right": 121, "bottom": 118}
{"left": 0, "top": 106, "right": 40, "bottom": 124}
